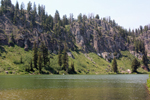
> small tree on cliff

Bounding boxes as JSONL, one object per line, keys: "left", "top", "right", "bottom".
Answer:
{"left": 95, "top": 14, "right": 99, "bottom": 19}
{"left": 131, "top": 58, "right": 140, "bottom": 72}
{"left": 112, "top": 57, "right": 118, "bottom": 73}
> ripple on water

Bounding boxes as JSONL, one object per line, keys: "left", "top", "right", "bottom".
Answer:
{"left": 0, "top": 75, "right": 149, "bottom": 100}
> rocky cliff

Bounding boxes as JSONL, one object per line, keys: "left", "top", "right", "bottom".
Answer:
{"left": 0, "top": 5, "right": 149, "bottom": 62}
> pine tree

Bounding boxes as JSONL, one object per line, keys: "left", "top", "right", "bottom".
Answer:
{"left": 142, "top": 52, "right": 148, "bottom": 66}
{"left": 27, "top": 1, "right": 32, "bottom": 13}
{"left": 83, "top": 14, "right": 87, "bottom": 21}
{"left": 45, "top": 15, "right": 53, "bottom": 30}
{"left": 32, "top": 14, "right": 36, "bottom": 26}
{"left": 30, "top": 21, "right": 33, "bottom": 29}
{"left": 48, "top": 52, "right": 51, "bottom": 66}
{"left": 13, "top": 9, "right": 17, "bottom": 24}
{"left": 21, "top": 15, "right": 25, "bottom": 25}
{"left": 33, "top": 2, "right": 37, "bottom": 15}
{"left": 1, "top": 0, "right": 4, "bottom": 13}
{"left": 40, "top": 42, "right": 49, "bottom": 67}
{"left": 38, "top": 52, "right": 42, "bottom": 73}
{"left": 20, "top": 56, "right": 23, "bottom": 63}
{"left": 144, "top": 25, "right": 148, "bottom": 33}
{"left": 10, "top": 5, "right": 15, "bottom": 20}
{"left": 30, "top": 59, "right": 33, "bottom": 71}
{"left": 62, "top": 15, "right": 68, "bottom": 27}
{"left": 95, "top": 14, "right": 99, "bottom": 19}
{"left": 5, "top": 0, "right": 11, "bottom": 7}
{"left": 127, "top": 37, "right": 130, "bottom": 44}
{"left": 69, "top": 13, "right": 74, "bottom": 24}
{"left": 58, "top": 47, "right": 62, "bottom": 68}
{"left": 54, "top": 24, "right": 61, "bottom": 37}
{"left": 20, "top": 2, "right": 25, "bottom": 15}
{"left": 15, "top": 1, "right": 19, "bottom": 11}
{"left": 32, "top": 3, "right": 36, "bottom": 26}
{"left": 33, "top": 41, "right": 38, "bottom": 69}
{"left": 71, "top": 61, "right": 75, "bottom": 73}
{"left": 13, "top": 16, "right": 16, "bottom": 24}
{"left": 78, "top": 13, "right": 82, "bottom": 22}
{"left": 138, "top": 40, "right": 141, "bottom": 52}
{"left": 11, "top": 33, "right": 15, "bottom": 44}
{"left": 41, "top": 6, "right": 46, "bottom": 24}
{"left": 54, "top": 10, "right": 60, "bottom": 24}
{"left": 4, "top": 0, "right": 7, "bottom": 12}
{"left": 112, "top": 57, "right": 118, "bottom": 73}
{"left": 141, "top": 41, "right": 145, "bottom": 54}
{"left": 62, "top": 44, "right": 68, "bottom": 71}
{"left": 0, "top": 10, "right": 2, "bottom": 16}
{"left": 134, "top": 40, "right": 138, "bottom": 52}
{"left": 131, "top": 58, "right": 140, "bottom": 72}
{"left": 38, "top": 4, "right": 41, "bottom": 16}
{"left": 140, "top": 25, "right": 143, "bottom": 33}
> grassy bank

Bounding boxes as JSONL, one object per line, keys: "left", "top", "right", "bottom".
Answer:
{"left": 0, "top": 45, "right": 148, "bottom": 75}
{"left": 147, "top": 75, "right": 150, "bottom": 94}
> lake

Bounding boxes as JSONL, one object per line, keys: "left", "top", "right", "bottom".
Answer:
{"left": 0, "top": 75, "right": 149, "bottom": 100}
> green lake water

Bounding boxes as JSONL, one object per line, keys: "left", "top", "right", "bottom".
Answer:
{"left": 0, "top": 75, "right": 149, "bottom": 100}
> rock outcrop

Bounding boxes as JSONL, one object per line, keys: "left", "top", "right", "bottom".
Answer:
{"left": 130, "top": 51, "right": 143, "bottom": 60}
{"left": 0, "top": 11, "right": 149, "bottom": 62}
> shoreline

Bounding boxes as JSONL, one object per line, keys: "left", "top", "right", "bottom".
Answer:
{"left": 144, "top": 84, "right": 150, "bottom": 94}
{"left": 144, "top": 83, "right": 150, "bottom": 100}
{"left": 147, "top": 75, "right": 150, "bottom": 94}
{"left": 0, "top": 73, "right": 149, "bottom": 76}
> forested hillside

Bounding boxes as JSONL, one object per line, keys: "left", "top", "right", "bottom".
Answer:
{"left": 0, "top": 0, "right": 149, "bottom": 74}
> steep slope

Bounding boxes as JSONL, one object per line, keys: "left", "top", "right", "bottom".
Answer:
{"left": 0, "top": 13, "right": 127, "bottom": 54}
{"left": 0, "top": 0, "right": 149, "bottom": 74}
{"left": 0, "top": 45, "right": 147, "bottom": 75}
{"left": 71, "top": 19, "right": 127, "bottom": 53}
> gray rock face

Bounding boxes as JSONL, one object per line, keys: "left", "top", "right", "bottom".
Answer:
{"left": 67, "top": 52, "right": 75, "bottom": 59}
{"left": 24, "top": 44, "right": 28, "bottom": 51}
{"left": 130, "top": 51, "right": 143, "bottom": 60}
{"left": 53, "top": 50, "right": 57, "bottom": 54}
{"left": 100, "top": 52, "right": 120, "bottom": 62}
{"left": 71, "top": 20, "right": 126, "bottom": 54}
{"left": 0, "top": 13, "right": 149, "bottom": 60}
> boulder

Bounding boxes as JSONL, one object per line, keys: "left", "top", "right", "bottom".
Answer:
{"left": 5, "top": 71, "right": 8, "bottom": 74}
{"left": 130, "top": 51, "right": 143, "bottom": 60}
{"left": 53, "top": 50, "right": 57, "bottom": 54}
{"left": 126, "top": 69, "right": 131, "bottom": 74}
{"left": 24, "top": 44, "right": 28, "bottom": 51}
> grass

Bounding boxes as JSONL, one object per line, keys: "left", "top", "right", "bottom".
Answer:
{"left": 0, "top": 45, "right": 148, "bottom": 75}
{"left": 71, "top": 51, "right": 108, "bottom": 74}
{"left": 118, "top": 51, "right": 148, "bottom": 73}
{"left": 147, "top": 74, "right": 150, "bottom": 93}
{"left": 0, "top": 45, "right": 32, "bottom": 74}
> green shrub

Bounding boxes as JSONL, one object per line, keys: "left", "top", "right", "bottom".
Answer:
{"left": 8, "top": 71, "right": 12, "bottom": 74}
{"left": 59, "top": 70, "right": 68, "bottom": 75}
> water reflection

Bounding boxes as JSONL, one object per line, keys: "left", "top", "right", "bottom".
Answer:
{"left": 0, "top": 75, "right": 149, "bottom": 100}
